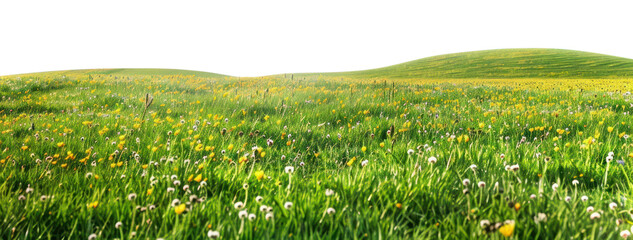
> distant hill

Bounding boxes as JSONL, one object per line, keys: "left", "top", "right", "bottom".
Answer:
{"left": 302, "top": 49, "right": 633, "bottom": 79}
{"left": 4, "top": 68, "right": 227, "bottom": 78}
{"left": 4, "top": 49, "right": 633, "bottom": 79}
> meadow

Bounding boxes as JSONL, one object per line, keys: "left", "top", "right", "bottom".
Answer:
{"left": 2, "top": 49, "right": 633, "bottom": 239}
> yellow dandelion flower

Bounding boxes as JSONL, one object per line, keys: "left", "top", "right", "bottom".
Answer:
{"left": 175, "top": 204, "right": 186, "bottom": 214}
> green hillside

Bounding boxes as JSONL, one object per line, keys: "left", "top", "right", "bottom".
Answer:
{"left": 6, "top": 68, "right": 227, "bottom": 78}
{"left": 306, "top": 48, "right": 633, "bottom": 79}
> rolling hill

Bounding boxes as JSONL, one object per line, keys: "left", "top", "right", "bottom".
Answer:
{"left": 301, "top": 48, "right": 633, "bottom": 79}
{"left": 3, "top": 49, "right": 633, "bottom": 79}
{"left": 4, "top": 68, "right": 227, "bottom": 78}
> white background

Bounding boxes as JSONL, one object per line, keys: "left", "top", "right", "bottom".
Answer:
{"left": 1, "top": 0, "right": 632, "bottom": 77}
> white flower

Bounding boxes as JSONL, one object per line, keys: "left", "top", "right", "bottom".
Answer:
{"left": 607, "top": 155, "right": 614, "bottom": 163}
{"left": 167, "top": 187, "right": 175, "bottom": 193}
{"left": 552, "top": 183, "right": 559, "bottom": 191}
{"left": 361, "top": 160, "right": 369, "bottom": 167}
{"left": 207, "top": 230, "right": 220, "bottom": 239}
{"left": 265, "top": 212, "right": 274, "bottom": 221}
{"left": 572, "top": 180, "right": 579, "bottom": 185}
{"left": 238, "top": 210, "right": 248, "bottom": 219}
{"left": 608, "top": 152, "right": 615, "bottom": 157}
{"left": 504, "top": 165, "right": 511, "bottom": 171}
{"left": 407, "top": 149, "right": 415, "bottom": 155}
{"left": 88, "top": 233, "right": 97, "bottom": 240}
{"left": 127, "top": 193, "right": 137, "bottom": 201}
{"left": 26, "top": 185, "right": 34, "bottom": 194}
{"left": 477, "top": 181, "right": 486, "bottom": 188}
{"left": 610, "top": 202, "right": 618, "bottom": 210}
{"left": 325, "top": 189, "right": 335, "bottom": 196}
{"left": 248, "top": 213, "right": 256, "bottom": 221}
{"left": 462, "top": 179, "right": 470, "bottom": 186}
{"left": 581, "top": 196, "right": 589, "bottom": 202}
{"left": 260, "top": 205, "right": 268, "bottom": 212}
{"left": 115, "top": 221, "right": 123, "bottom": 229}
{"left": 234, "top": 201, "right": 244, "bottom": 209}
{"left": 171, "top": 199, "right": 181, "bottom": 207}
{"left": 534, "top": 213, "right": 547, "bottom": 223}
{"left": 427, "top": 156, "right": 437, "bottom": 164}
{"left": 469, "top": 164, "right": 477, "bottom": 170}
{"left": 510, "top": 164, "right": 520, "bottom": 171}
{"left": 530, "top": 194, "right": 536, "bottom": 199}
{"left": 284, "top": 202, "right": 293, "bottom": 210}
{"left": 326, "top": 207, "right": 336, "bottom": 215}
{"left": 479, "top": 219, "right": 490, "bottom": 228}
{"left": 255, "top": 196, "right": 263, "bottom": 202}
{"left": 621, "top": 230, "right": 631, "bottom": 239}
{"left": 173, "top": 180, "right": 181, "bottom": 186}
{"left": 586, "top": 206, "right": 594, "bottom": 212}
{"left": 284, "top": 166, "right": 295, "bottom": 174}
{"left": 590, "top": 212, "right": 600, "bottom": 220}
{"left": 85, "top": 172, "right": 93, "bottom": 178}
{"left": 565, "top": 196, "right": 572, "bottom": 202}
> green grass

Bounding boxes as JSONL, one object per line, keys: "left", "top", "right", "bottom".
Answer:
{"left": 1, "top": 49, "right": 633, "bottom": 239}
{"left": 299, "top": 48, "right": 633, "bottom": 79}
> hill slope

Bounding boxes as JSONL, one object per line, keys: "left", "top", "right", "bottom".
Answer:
{"left": 5, "top": 68, "right": 227, "bottom": 78}
{"left": 307, "top": 48, "right": 633, "bottom": 79}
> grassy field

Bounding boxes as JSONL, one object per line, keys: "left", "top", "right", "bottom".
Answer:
{"left": 2, "top": 49, "right": 633, "bottom": 239}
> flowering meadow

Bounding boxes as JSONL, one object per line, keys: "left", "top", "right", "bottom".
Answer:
{"left": 1, "top": 69, "right": 633, "bottom": 239}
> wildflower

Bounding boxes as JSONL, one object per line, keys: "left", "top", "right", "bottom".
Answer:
{"left": 530, "top": 194, "right": 536, "bottom": 199}
{"left": 462, "top": 179, "right": 470, "bottom": 186}
{"left": 234, "top": 201, "right": 244, "bottom": 209}
{"left": 510, "top": 164, "right": 519, "bottom": 171}
{"left": 18, "top": 195, "right": 26, "bottom": 201}
{"left": 174, "top": 204, "right": 186, "bottom": 214}
{"left": 478, "top": 181, "right": 486, "bottom": 188}
{"left": 248, "top": 213, "right": 256, "bottom": 221}
{"left": 590, "top": 212, "right": 601, "bottom": 220}
{"left": 587, "top": 206, "right": 594, "bottom": 212}
{"left": 265, "top": 212, "right": 274, "bottom": 220}
{"left": 607, "top": 156, "right": 614, "bottom": 163}
{"left": 498, "top": 220, "right": 515, "bottom": 237}
{"left": 552, "top": 183, "right": 559, "bottom": 191}
{"left": 88, "top": 233, "right": 97, "bottom": 240}
{"left": 127, "top": 193, "right": 137, "bottom": 201}
{"left": 572, "top": 180, "right": 579, "bottom": 185}
{"left": 26, "top": 185, "right": 34, "bottom": 194}
{"left": 284, "top": 202, "right": 293, "bottom": 210}
{"left": 115, "top": 222, "right": 123, "bottom": 229}
{"left": 428, "top": 156, "right": 437, "bottom": 164}
{"left": 260, "top": 205, "right": 268, "bottom": 212}
{"left": 565, "top": 196, "right": 572, "bottom": 202}
{"left": 285, "top": 166, "right": 295, "bottom": 174}
{"left": 173, "top": 180, "right": 181, "bottom": 186}
{"left": 469, "top": 164, "right": 477, "bottom": 170}
{"left": 610, "top": 202, "right": 618, "bottom": 210}
{"left": 325, "top": 189, "right": 335, "bottom": 196}
{"left": 238, "top": 210, "right": 248, "bottom": 219}
{"left": 534, "top": 213, "right": 547, "bottom": 223}
{"left": 207, "top": 230, "right": 220, "bottom": 239}
{"left": 256, "top": 196, "right": 264, "bottom": 202}
{"left": 361, "top": 160, "right": 369, "bottom": 167}
{"left": 621, "top": 230, "right": 631, "bottom": 239}
{"left": 407, "top": 149, "right": 415, "bottom": 155}
{"left": 326, "top": 207, "right": 336, "bottom": 215}
{"left": 581, "top": 196, "right": 589, "bottom": 202}
{"left": 480, "top": 219, "right": 490, "bottom": 228}
{"left": 167, "top": 187, "right": 175, "bottom": 193}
